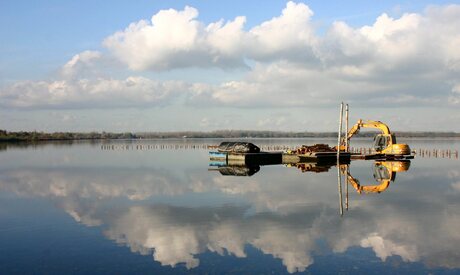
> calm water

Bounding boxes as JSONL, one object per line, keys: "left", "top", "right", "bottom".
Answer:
{"left": 0, "top": 138, "right": 459, "bottom": 274}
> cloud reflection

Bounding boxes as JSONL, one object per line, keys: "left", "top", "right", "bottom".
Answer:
{"left": 0, "top": 165, "right": 459, "bottom": 272}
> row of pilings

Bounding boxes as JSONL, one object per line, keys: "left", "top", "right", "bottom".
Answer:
{"left": 100, "top": 144, "right": 459, "bottom": 159}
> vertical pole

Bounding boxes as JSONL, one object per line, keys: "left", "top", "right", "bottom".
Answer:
{"left": 345, "top": 165, "right": 349, "bottom": 211}
{"left": 338, "top": 164, "right": 344, "bottom": 216}
{"left": 337, "top": 102, "right": 344, "bottom": 216}
{"left": 337, "top": 102, "right": 344, "bottom": 161}
{"left": 345, "top": 104, "right": 349, "bottom": 152}
{"left": 344, "top": 104, "right": 350, "bottom": 211}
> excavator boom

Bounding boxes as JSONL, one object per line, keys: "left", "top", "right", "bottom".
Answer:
{"left": 347, "top": 119, "right": 391, "bottom": 140}
{"left": 347, "top": 174, "right": 391, "bottom": 194}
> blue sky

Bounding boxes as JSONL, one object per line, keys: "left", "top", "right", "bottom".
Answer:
{"left": 1, "top": 1, "right": 460, "bottom": 132}
{"left": 1, "top": 0, "right": 453, "bottom": 81}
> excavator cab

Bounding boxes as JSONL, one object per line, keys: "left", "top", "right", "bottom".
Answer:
{"left": 373, "top": 134, "right": 388, "bottom": 152}
{"left": 373, "top": 162, "right": 395, "bottom": 182}
{"left": 373, "top": 134, "right": 396, "bottom": 153}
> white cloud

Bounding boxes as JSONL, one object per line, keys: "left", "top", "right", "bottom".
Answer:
{"left": 188, "top": 61, "right": 416, "bottom": 107}
{"left": 102, "top": 3, "right": 460, "bottom": 74}
{"left": 449, "top": 83, "right": 460, "bottom": 105}
{"left": 103, "top": 2, "right": 318, "bottom": 71}
{"left": 103, "top": 6, "right": 247, "bottom": 70}
{"left": 0, "top": 76, "right": 185, "bottom": 108}
{"left": 247, "top": 1, "right": 317, "bottom": 62}
{"left": 257, "top": 117, "right": 286, "bottom": 128}
{"left": 2, "top": 3, "right": 460, "bottom": 111}
{"left": 61, "top": 50, "right": 102, "bottom": 78}
{"left": 181, "top": 4, "right": 460, "bottom": 108}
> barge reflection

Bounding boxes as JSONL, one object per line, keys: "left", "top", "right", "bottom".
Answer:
{"left": 210, "top": 158, "right": 411, "bottom": 196}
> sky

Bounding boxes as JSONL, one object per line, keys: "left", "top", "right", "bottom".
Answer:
{"left": 1, "top": 0, "right": 460, "bottom": 132}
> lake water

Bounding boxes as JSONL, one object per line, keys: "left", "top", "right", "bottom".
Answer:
{"left": 0, "top": 138, "right": 459, "bottom": 274}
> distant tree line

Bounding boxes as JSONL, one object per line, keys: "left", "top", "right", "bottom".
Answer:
{"left": 1, "top": 129, "right": 459, "bottom": 142}
{"left": 0, "top": 130, "right": 136, "bottom": 141}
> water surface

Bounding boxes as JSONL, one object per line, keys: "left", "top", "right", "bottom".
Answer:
{"left": 0, "top": 139, "right": 459, "bottom": 274}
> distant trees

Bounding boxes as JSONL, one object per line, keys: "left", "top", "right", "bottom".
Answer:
{"left": 0, "top": 129, "right": 459, "bottom": 142}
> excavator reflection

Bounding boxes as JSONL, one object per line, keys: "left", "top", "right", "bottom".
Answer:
{"left": 345, "top": 161, "right": 411, "bottom": 194}
{"left": 210, "top": 158, "right": 411, "bottom": 196}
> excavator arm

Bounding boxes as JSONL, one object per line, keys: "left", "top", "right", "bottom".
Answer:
{"left": 347, "top": 119, "right": 391, "bottom": 140}
{"left": 345, "top": 161, "right": 410, "bottom": 194}
{"left": 347, "top": 174, "right": 391, "bottom": 194}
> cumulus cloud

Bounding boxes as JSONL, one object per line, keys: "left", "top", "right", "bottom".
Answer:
{"left": 2, "top": 2, "right": 460, "bottom": 110}
{"left": 449, "top": 83, "right": 460, "bottom": 105}
{"left": 103, "top": 3, "right": 460, "bottom": 73}
{"left": 61, "top": 50, "right": 103, "bottom": 78}
{"left": 0, "top": 75, "right": 186, "bottom": 109}
{"left": 103, "top": 2, "right": 318, "bottom": 71}
{"left": 0, "top": 49, "right": 188, "bottom": 109}
{"left": 188, "top": 62, "right": 381, "bottom": 107}
{"left": 103, "top": 6, "right": 247, "bottom": 70}
{"left": 187, "top": 5, "right": 460, "bottom": 107}
{"left": 246, "top": 1, "right": 317, "bottom": 62}
{"left": 103, "top": 2, "right": 460, "bottom": 108}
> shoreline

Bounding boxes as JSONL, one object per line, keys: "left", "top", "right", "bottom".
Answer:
{"left": 2, "top": 134, "right": 460, "bottom": 143}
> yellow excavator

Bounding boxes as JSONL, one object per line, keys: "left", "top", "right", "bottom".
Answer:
{"left": 345, "top": 119, "right": 411, "bottom": 156}
{"left": 346, "top": 161, "right": 410, "bottom": 194}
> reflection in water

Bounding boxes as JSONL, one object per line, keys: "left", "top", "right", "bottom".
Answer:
{"left": 1, "top": 143, "right": 460, "bottom": 273}
{"left": 346, "top": 161, "right": 410, "bottom": 194}
{"left": 212, "top": 158, "right": 410, "bottom": 195}
{"left": 287, "top": 162, "right": 335, "bottom": 173}
{"left": 215, "top": 165, "right": 260, "bottom": 176}
{"left": 102, "top": 204, "right": 318, "bottom": 272}
{"left": 209, "top": 159, "right": 261, "bottom": 176}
